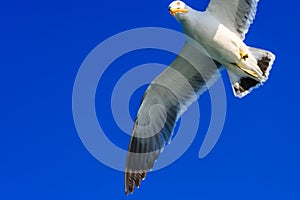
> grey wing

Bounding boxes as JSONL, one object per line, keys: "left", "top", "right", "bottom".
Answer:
{"left": 206, "top": 0, "right": 259, "bottom": 40}
{"left": 124, "top": 43, "right": 222, "bottom": 195}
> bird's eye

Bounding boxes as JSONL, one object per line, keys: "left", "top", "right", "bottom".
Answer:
{"left": 178, "top": 1, "right": 186, "bottom": 9}
{"left": 169, "top": 1, "right": 186, "bottom": 9}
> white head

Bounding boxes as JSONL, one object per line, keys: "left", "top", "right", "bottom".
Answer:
{"left": 168, "top": 1, "right": 188, "bottom": 16}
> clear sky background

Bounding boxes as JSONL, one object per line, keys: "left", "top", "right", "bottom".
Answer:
{"left": 1, "top": 0, "right": 300, "bottom": 199}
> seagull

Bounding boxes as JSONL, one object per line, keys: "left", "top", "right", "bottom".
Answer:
{"left": 125, "top": 0, "right": 275, "bottom": 195}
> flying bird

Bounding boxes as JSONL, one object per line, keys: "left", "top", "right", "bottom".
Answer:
{"left": 125, "top": 0, "right": 275, "bottom": 195}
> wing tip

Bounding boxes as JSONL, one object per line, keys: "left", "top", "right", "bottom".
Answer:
{"left": 125, "top": 171, "right": 147, "bottom": 195}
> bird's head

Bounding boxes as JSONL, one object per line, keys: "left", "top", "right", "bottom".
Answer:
{"left": 168, "top": 1, "right": 188, "bottom": 16}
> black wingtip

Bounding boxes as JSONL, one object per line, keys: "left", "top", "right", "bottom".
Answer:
{"left": 125, "top": 171, "right": 148, "bottom": 196}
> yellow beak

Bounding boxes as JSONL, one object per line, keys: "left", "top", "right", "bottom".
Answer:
{"left": 169, "top": 7, "right": 188, "bottom": 16}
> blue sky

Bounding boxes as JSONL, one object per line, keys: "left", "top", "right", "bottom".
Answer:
{"left": 1, "top": 0, "right": 300, "bottom": 199}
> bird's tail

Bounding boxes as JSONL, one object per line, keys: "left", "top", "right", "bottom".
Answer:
{"left": 249, "top": 47, "right": 276, "bottom": 80}
{"left": 228, "top": 47, "right": 276, "bottom": 98}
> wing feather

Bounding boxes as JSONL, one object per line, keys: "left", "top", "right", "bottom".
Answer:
{"left": 124, "top": 44, "right": 222, "bottom": 195}
{"left": 206, "top": 0, "right": 259, "bottom": 39}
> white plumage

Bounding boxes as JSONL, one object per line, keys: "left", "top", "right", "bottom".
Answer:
{"left": 125, "top": 0, "right": 275, "bottom": 194}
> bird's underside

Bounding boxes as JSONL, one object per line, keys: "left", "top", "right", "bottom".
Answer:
{"left": 124, "top": 0, "right": 275, "bottom": 195}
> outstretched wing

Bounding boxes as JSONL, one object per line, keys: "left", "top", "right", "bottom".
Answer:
{"left": 206, "top": 0, "right": 259, "bottom": 40}
{"left": 125, "top": 43, "right": 222, "bottom": 195}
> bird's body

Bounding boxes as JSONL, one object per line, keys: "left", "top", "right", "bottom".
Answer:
{"left": 124, "top": 0, "right": 276, "bottom": 195}
{"left": 179, "top": 8, "right": 266, "bottom": 83}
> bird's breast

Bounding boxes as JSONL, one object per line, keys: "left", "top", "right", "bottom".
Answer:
{"left": 182, "top": 12, "right": 247, "bottom": 64}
